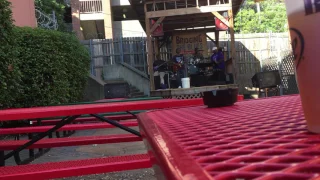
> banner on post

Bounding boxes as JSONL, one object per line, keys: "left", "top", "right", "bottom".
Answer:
{"left": 172, "top": 31, "right": 208, "bottom": 56}
{"left": 215, "top": 17, "right": 229, "bottom": 31}
{"left": 151, "top": 19, "right": 164, "bottom": 37}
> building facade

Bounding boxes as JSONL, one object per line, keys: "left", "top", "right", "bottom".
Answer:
{"left": 71, "top": 0, "right": 145, "bottom": 40}
{"left": 9, "top": 0, "right": 37, "bottom": 27}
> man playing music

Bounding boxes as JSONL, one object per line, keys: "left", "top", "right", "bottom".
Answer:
{"left": 193, "top": 48, "right": 204, "bottom": 61}
{"left": 172, "top": 48, "right": 186, "bottom": 88}
{"left": 211, "top": 47, "right": 225, "bottom": 72}
{"left": 153, "top": 54, "right": 168, "bottom": 89}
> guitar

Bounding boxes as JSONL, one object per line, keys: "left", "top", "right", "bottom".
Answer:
{"left": 169, "top": 61, "right": 183, "bottom": 72}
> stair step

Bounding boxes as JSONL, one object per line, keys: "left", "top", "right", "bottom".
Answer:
{"left": 104, "top": 79, "right": 126, "bottom": 84}
{"left": 130, "top": 88, "right": 140, "bottom": 93}
{"left": 130, "top": 92, "right": 144, "bottom": 97}
{"left": 132, "top": 95, "right": 148, "bottom": 98}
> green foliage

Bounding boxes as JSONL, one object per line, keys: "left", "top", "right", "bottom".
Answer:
{"left": 12, "top": 27, "right": 90, "bottom": 108}
{"left": 0, "top": 0, "right": 22, "bottom": 108}
{"left": 235, "top": 0, "right": 288, "bottom": 33}
{"left": 0, "top": 0, "right": 14, "bottom": 41}
{"left": 1, "top": 0, "right": 90, "bottom": 110}
{"left": 35, "top": 0, "right": 67, "bottom": 31}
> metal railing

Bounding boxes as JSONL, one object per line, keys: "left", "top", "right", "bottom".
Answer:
{"left": 80, "top": 0, "right": 103, "bottom": 13}
{"left": 35, "top": 8, "right": 58, "bottom": 30}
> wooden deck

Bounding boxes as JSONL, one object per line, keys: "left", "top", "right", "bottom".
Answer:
{"left": 150, "top": 84, "right": 238, "bottom": 99}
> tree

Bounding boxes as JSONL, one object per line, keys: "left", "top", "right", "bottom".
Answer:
{"left": 234, "top": 0, "right": 288, "bottom": 33}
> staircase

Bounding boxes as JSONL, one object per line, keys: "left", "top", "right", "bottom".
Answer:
{"left": 104, "top": 79, "right": 146, "bottom": 99}
{"left": 129, "top": 85, "right": 147, "bottom": 98}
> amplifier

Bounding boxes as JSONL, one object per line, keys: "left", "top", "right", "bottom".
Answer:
{"left": 252, "top": 70, "right": 281, "bottom": 89}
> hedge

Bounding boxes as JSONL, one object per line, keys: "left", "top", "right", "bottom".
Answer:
{"left": 0, "top": 0, "right": 90, "bottom": 110}
{"left": 11, "top": 27, "right": 90, "bottom": 108}
{"left": 0, "top": 0, "right": 22, "bottom": 108}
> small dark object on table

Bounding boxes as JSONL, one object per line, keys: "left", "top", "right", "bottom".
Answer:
{"left": 202, "top": 88, "right": 238, "bottom": 108}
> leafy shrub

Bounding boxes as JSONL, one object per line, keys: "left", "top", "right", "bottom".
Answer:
{"left": 0, "top": 0, "right": 22, "bottom": 109}
{"left": 1, "top": 0, "right": 89, "bottom": 110}
{"left": 12, "top": 27, "right": 90, "bottom": 108}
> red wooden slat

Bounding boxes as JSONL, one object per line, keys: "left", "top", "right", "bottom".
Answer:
{"left": 0, "top": 154, "right": 151, "bottom": 180}
{"left": 0, "top": 134, "right": 141, "bottom": 150}
{"left": 31, "top": 114, "right": 135, "bottom": 125}
{"left": 0, "top": 99, "right": 203, "bottom": 121}
{"left": 0, "top": 121, "right": 138, "bottom": 135}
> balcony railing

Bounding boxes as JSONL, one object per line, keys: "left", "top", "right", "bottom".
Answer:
{"left": 80, "top": 0, "right": 103, "bottom": 13}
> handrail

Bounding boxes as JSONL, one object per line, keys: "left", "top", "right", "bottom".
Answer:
{"left": 120, "top": 62, "right": 149, "bottom": 80}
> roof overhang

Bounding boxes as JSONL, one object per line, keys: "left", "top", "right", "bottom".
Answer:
{"left": 129, "top": 0, "right": 244, "bottom": 32}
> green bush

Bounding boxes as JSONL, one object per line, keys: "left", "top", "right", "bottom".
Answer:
{"left": 0, "top": 0, "right": 22, "bottom": 109}
{"left": 0, "top": 0, "right": 90, "bottom": 110}
{"left": 13, "top": 27, "right": 90, "bottom": 108}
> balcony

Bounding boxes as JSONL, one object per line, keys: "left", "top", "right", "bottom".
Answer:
{"left": 79, "top": 0, "right": 138, "bottom": 21}
{"left": 80, "top": 0, "right": 102, "bottom": 13}
{"left": 79, "top": 0, "right": 103, "bottom": 20}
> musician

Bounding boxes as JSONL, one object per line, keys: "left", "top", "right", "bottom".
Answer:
{"left": 211, "top": 47, "right": 225, "bottom": 72}
{"left": 171, "top": 48, "right": 186, "bottom": 88}
{"left": 210, "top": 47, "right": 226, "bottom": 82}
{"left": 153, "top": 54, "right": 167, "bottom": 89}
{"left": 193, "top": 48, "right": 204, "bottom": 61}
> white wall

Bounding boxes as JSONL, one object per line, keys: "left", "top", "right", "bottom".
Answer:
{"left": 113, "top": 20, "right": 146, "bottom": 37}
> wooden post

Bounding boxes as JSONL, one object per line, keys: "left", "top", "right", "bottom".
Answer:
{"left": 228, "top": 8, "right": 237, "bottom": 84}
{"left": 102, "top": 0, "right": 113, "bottom": 39}
{"left": 71, "top": 0, "right": 84, "bottom": 40}
{"left": 215, "top": 30, "right": 220, "bottom": 48}
{"left": 154, "top": 38, "right": 159, "bottom": 56}
{"left": 145, "top": 4, "right": 155, "bottom": 91}
{"left": 150, "top": 17, "right": 165, "bottom": 57}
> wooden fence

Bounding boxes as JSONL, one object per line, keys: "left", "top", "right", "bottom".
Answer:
{"left": 82, "top": 32, "right": 291, "bottom": 93}
{"left": 82, "top": 37, "right": 148, "bottom": 79}
{"left": 211, "top": 32, "right": 291, "bottom": 93}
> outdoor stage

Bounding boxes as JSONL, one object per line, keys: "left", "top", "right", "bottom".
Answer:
{"left": 150, "top": 84, "right": 238, "bottom": 99}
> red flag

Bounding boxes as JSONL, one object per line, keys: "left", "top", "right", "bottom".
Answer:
{"left": 215, "top": 17, "right": 229, "bottom": 31}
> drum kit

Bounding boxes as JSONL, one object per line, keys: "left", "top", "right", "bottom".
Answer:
{"left": 153, "top": 56, "right": 214, "bottom": 88}
{"left": 187, "top": 57, "right": 213, "bottom": 76}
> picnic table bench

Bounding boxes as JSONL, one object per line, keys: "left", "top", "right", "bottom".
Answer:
{"left": 0, "top": 98, "right": 203, "bottom": 179}
{"left": 138, "top": 95, "right": 320, "bottom": 180}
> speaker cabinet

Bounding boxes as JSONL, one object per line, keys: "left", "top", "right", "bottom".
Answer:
{"left": 252, "top": 70, "right": 281, "bottom": 89}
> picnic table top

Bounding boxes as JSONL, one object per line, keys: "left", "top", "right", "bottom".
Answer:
{"left": 138, "top": 95, "right": 320, "bottom": 180}
{"left": 0, "top": 98, "right": 203, "bottom": 121}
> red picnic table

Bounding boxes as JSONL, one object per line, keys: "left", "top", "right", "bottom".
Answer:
{"left": 138, "top": 95, "right": 320, "bottom": 180}
{"left": 0, "top": 98, "right": 203, "bottom": 169}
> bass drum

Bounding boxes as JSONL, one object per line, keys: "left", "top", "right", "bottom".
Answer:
{"left": 188, "top": 64, "right": 199, "bottom": 75}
